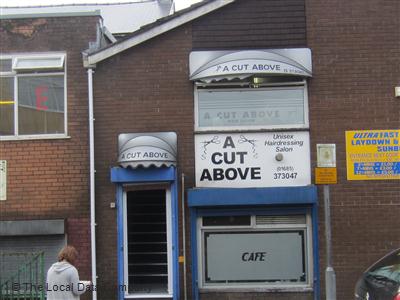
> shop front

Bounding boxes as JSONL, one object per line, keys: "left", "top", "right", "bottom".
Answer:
{"left": 188, "top": 48, "right": 320, "bottom": 300}
{"left": 188, "top": 186, "right": 318, "bottom": 300}
{"left": 111, "top": 132, "right": 180, "bottom": 300}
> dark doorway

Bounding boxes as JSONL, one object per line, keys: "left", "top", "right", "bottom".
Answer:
{"left": 126, "top": 189, "right": 169, "bottom": 295}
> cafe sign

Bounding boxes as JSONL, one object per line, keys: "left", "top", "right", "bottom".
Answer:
{"left": 205, "top": 231, "right": 305, "bottom": 283}
{"left": 194, "top": 132, "right": 311, "bottom": 187}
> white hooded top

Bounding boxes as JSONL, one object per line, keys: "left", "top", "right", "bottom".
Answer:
{"left": 46, "top": 261, "right": 88, "bottom": 300}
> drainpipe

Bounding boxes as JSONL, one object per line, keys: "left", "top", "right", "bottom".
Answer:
{"left": 181, "top": 173, "right": 187, "bottom": 300}
{"left": 88, "top": 68, "right": 97, "bottom": 300}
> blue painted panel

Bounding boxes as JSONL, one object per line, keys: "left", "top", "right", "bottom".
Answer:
{"left": 197, "top": 207, "right": 310, "bottom": 217}
{"left": 190, "top": 208, "right": 200, "bottom": 300}
{"left": 171, "top": 168, "right": 180, "bottom": 300}
{"left": 116, "top": 185, "right": 124, "bottom": 300}
{"left": 312, "top": 203, "right": 321, "bottom": 300}
{"left": 111, "top": 166, "right": 175, "bottom": 183}
{"left": 113, "top": 166, "right": 179, "bottom": 300}
{"left": 188, "top": 186, "right": 317, "bottom": 207}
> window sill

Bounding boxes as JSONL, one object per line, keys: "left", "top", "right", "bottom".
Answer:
{"left": 199, "top": 286, "right": 313, "bottom": 293}
{"left": 194, "top": 126, "right": 310, "bottom": 134}
{"left": 0, "top": 134, "right": 71, "bottom": 141}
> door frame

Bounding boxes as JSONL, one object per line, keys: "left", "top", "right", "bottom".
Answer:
{"left": 111, "top": 166, "right": 179, "bottom": 300}
{"left": 123, "top": 187, "right": 173, "bottom": 298}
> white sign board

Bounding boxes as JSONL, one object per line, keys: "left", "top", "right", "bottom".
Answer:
{"left": 205, "top": 231, "right": 305, "bottom": 283}
{"left": 190, "top": 49, "right": 312, "bottom": 81}
{"left": 317, "top": 144, "right": 336, "bottom": 168}
{"left": 195, "top": 132, "right": 310, "bottom": 188}
{"left": 0, "top": 160, "right": 6, "bottom": 201}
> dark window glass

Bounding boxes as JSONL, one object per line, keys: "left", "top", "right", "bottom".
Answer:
{"left": 0, "top": 59, "right": 12, "bottom": 72}
{"left": 18, "top": 75, "right": 64, "bottom": 135}
{"left": 0, "top": 77, "right": 14, "bottom": 135}
{"left": 368, "top": 250, "right": 400, "bottom": 283}
{"left": 127, "top": 190, "right": 168, "bottom": 294}
{"left": 203, "top": 216, "right": 251, "bottom": 226}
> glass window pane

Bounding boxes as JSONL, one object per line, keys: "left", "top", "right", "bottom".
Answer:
{"left": 204, "top": 230, "right": 306, "bottom": 284}
{"left": 0, "top": 77, "right": 14, "bottom": 135}
{"left": 14, "top": 56, "right": 64, "bottom": 70}
{"left": 18, "top": 75, "right": 64, "bottom": 135}
{"left": 203, "top": 216, "right": 251, "bottom": 226}
{"left": 198, "top": 88, "right": 305, "bottom": 128}
{"left": 368, "top": 250, "right": 400, "bottom": 283}
{"left": 0, "top": 59, "right": 12, "bottom": 72}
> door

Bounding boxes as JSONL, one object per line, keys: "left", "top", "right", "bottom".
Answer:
{"left": 123, "top": 188, "right": 173, "bottom": 298}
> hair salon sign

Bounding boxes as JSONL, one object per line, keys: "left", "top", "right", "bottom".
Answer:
{"left": 189, "top": 49, "right": 312, "bottom": 81}
{"left": 195, "top": 132, "right": 310, "bottom": 187}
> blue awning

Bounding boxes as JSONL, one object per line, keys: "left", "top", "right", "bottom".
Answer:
{"left": 188, "top": 185, "right": 317, "bottom": 207}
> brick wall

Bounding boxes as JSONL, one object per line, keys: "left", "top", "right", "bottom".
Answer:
{"left": 67, "top": 218, "right": 92, "bottom": 279}
{"left": 192, "top": 0, "right": 306, "bottom": 49}
{"left": 306, "top": 0, "right": 400, "bottom": 299}
{"left": 0, "top": 16, "right": 98, "bottom": 219}
{"left": 92, "top": 24, "right": 194, "bottom": 299}
{"left": 89, "top": 0, "right": 399, "bottom": 299}
{"left": 91, "top": 1, "right": 311, "bottom": 299}
{"left": 0, "top": 15, "right": 99, "bottom": 283}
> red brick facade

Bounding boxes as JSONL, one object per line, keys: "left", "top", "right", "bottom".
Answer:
{"left": 0, "top": 15, "right": 99, "bottom": 281}
{"left": 1, "top": 0, "right": 399, "bottom": 299}
{"left": 90, "top": 0, "right": 399, "bottom": 299}
{"left": 306, "top": 0, "right": 400, "bottom": 298}
{"left": 92, "top": 24, "right": 194, "bottom": 299}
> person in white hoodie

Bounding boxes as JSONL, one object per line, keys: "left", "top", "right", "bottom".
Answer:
{"left": 46, "top": 245, "right": 91, "bottom": 300}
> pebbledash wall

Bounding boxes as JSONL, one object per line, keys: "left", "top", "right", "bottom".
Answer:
{"left": 0, "top": 13, "right": 100, "bottom": 284}
{"left": 86, "top": 1, "right": 399, "bottom": 300}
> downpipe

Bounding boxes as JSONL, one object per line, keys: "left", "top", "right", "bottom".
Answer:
{"left": 88, "top": 68, "right": 97, "bottom": 300}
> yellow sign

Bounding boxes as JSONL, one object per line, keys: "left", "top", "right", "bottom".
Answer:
{"left": 346, "top": 130, "right": 400, "bottom": 180}
{"left": 315, "top": 168, "right": 337, "bottom": 184}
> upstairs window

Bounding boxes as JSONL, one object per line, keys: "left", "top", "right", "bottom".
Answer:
{"left": 0, "top": 54, "right": 66, "bottom": 138}
{"left": 195, "top": 76, "right": 309, "bottom": 132}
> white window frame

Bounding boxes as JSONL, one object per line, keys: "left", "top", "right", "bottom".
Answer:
{"left": 0, "top": 53, "right": 68, "bottom": 140}
{"left": 197, "top": 213, "right": 313, "bottom": 291}
{"left": 13, "top": 54, "right": 65, "bottom": 71}
{"left": 123, "top": 188, "right": 174, "bottom": 299}
{"left": 194, "top": 80, "right": 309, "bottom": 132}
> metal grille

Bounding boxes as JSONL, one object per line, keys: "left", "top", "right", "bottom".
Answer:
{"left": 127, "top": 190, "right": 168, "bottom": 294}
{"left": 255, "top": 215, "right": 306, "bottom": 226}
{"left": 0, "top": 252, "right": 45, "bottom": 300}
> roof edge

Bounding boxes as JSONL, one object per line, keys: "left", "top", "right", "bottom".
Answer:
{"left": 0, "top": 10, "right": 101, "bottom": 20}
{"left": 86, "top": 0, "right": 235, "bottom": 66}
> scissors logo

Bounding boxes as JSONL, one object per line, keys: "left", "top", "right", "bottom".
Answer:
{"left": 238, "top": 135, "right": 258, "bottom": 158}
{"left": 201, "top": 136, "right": 221, "bottom": 159}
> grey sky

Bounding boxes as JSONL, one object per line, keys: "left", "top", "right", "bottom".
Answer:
{"left": 0, "top": 0, "right": 202, "bottom": 11}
